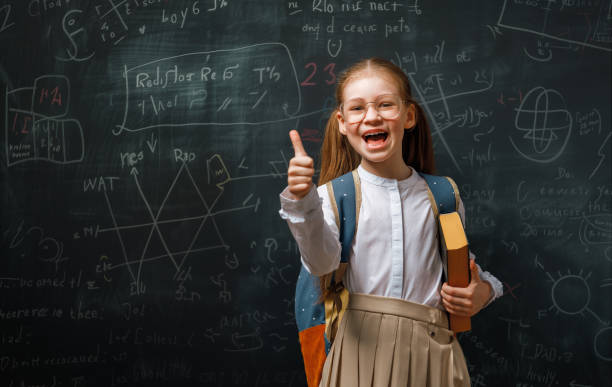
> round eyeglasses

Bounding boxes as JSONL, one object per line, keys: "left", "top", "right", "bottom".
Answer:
{"left": 340, "top": 94, "right": 405, "bottom": 125}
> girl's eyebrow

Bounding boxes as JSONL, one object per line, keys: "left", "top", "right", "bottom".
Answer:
{"left": 345, "top": 93, "right": 397, "bottom": 101}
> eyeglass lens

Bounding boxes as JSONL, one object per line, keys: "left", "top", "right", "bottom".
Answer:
{"left": 342, "top": 94, "right": 402, "bottom": 124}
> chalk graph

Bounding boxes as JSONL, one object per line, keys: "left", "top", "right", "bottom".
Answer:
{"left": 497, "top": 0, "right": 612, "bottom": 52}
{"left": 404, "top": 69, "right": 495, "bottom": 173}
{"left": 98, "top": 155, "right": 261, "bottom": 293}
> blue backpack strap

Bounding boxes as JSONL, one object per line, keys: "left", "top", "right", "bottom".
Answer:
{"left": 294, "top": 170, "right": 360, "bottom": 334}
{"left": 418, "top": 173, "right": 459, "bottom": 216}
{"left": 326, "top": 170, "right": 360, "bottom": 263}
{"left": 419, "top": 173, "right": 462, "bottom": 285}
{"left": 321, "top": 170, "right": 360, "bottom": 350}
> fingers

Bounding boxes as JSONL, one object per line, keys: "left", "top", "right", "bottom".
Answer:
{"left": 287, "top": 130, "right": 313, "bottom": 199}
{"left": 289, "top": 156, "right": 314, "bottom": 169}
{"left": 441, "top": 280, "right": 492, "bottom": 317}
{"left": 442, "top": 298, "right": 472, "bottom": 317}
{"left": 288, "top": 154, "right": 314, "bottom": 181}
{"left": 289, "top": 130, "right": 307, "bottom": 157}
{"left": 441, "top": 282, "right": 472, "bottom": 298}
{"left": 288, "top": 164, "right": 314, "bottom": 176}
{"left": 288, "top": 174, "right": 314, "bottom": 187}
{"left": 287, "top": 162, "right": 314, "bottom": 199}
{"left": 441, "top": 284, "right": 473, "bottom": 307}
{"left": 441, "top": 284, "right": 474, "bottom": 316}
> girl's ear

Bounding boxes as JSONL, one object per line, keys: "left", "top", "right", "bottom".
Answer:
{"left": 336, "top": 109, "right": 348, "bottom": 135}
{"left": 404, "top": 104, "right": 417, "bottom": 130}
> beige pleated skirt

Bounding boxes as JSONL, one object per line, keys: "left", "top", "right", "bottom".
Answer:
{"left": 319, "top": 293, "right": 470, "bottom": 387}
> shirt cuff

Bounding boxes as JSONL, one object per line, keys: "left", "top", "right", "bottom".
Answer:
{"left": 278, "top": 185, "right": 321, "bottom": 223}
{"left": 477, "top": 265, "right": 503, "bottom": 308}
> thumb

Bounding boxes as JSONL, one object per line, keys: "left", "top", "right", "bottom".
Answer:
{"left": 289, "top": 130, "right": 307, "bottom": 157}
{"left": 470, "top": 259, "right": 481, "bottom": 283}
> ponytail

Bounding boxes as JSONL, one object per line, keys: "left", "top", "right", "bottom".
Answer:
{"left": 316, "top": 111, "right": 360, "bottom": 303}
{"left": 317, "top": 111, "right": 360, "bottom": 186}
{"left": 402, "top": 101, "right": 436, "bottom": 174}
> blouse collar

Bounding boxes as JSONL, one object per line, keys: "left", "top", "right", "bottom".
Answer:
{"left": 357, "top": 164, "right": 418, "bottom": 188}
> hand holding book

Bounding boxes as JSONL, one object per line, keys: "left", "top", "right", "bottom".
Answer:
{"left": 440, "top": 259, "right": 493, "bottom": 318}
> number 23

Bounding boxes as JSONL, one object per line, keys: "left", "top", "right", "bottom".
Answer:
{"left": 301, "top": 62, "right": 336, "bottom": 86}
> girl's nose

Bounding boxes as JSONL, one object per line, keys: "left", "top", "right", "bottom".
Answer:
{"left": 363, "top": 104, "right": 382, "bottom": 123}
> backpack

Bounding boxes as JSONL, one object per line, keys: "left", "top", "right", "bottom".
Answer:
{"left": 294, "top": 169, "right": 460, "bottom": 387}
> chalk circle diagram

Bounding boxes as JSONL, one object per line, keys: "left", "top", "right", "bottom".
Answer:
{"left": 509, "top": 87, "right": 572, "bottom": 163}
{"left": 550, "top": 272, "right": 591, "bottom": 316}
{"left": 547, "top": 269, "right": 611, "bottom": 361}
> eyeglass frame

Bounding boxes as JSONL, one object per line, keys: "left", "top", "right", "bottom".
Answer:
{"left": 338, "top": 94, "right": 411, "bottom": 125}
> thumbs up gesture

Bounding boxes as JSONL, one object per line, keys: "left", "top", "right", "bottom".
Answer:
{"left": 440, "top": 259, "right": 493, "bottom": 317}
{"left": 287, "top": 130, "right": 314, "bottom": 200}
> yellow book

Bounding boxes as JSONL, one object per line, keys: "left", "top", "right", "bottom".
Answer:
{"left": 438, "top": 212, "right": 471, "bottom": 333}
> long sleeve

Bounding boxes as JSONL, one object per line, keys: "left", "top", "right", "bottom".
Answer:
{"left": 458, "top": 198, "right": 504, "bottom": 307}
{"left": 278, "top": 185, "right": 342, "bottom": 276}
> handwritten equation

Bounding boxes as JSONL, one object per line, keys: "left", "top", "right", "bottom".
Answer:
{"left": 114, "top": 43, "right": 301, "bottom": 134}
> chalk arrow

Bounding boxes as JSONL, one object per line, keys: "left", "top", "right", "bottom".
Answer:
{"left": 327, "top": 38, "right": 342, "bottom": 58}
{"left": 238, "top": 157, "right": 248, "bottom": 169}
{"left": 146, "top": 132, "right": 157, "bottom": 153}
{"left": 534, "top": 254, "right": 544, "bottom": 270}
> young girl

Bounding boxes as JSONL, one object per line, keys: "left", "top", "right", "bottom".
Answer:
{"left": 279, "top": 58, "right": 503, "bottom": 387}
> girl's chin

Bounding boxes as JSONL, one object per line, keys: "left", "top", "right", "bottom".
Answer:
{"left": 361, "top": 156, "right": 392, "bottom": 165}
{"left": 357, "top": 150, "right": 395, "bottom": 164}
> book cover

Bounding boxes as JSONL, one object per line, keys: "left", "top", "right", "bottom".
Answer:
{"left": 439, "top": 211, "right": 471, "bottom": 332}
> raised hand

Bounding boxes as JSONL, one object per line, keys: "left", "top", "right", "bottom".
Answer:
{"left": 287, "top": 130, "right": 314, "bottom": 200}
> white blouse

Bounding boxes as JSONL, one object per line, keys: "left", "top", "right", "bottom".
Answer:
{"left": 279, "top": 165, "right": 503, "bottom": 310}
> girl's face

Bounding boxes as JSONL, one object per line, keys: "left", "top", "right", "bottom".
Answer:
{"left": 336, "top": 73, "right": 416, "bottom": 175}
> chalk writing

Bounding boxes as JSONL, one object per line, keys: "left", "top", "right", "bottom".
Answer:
{"left": 5, "top": 76, "right": 85, "bottom": 166}
{"left": 497, "top": 0, "right": 612, "bottom": 52}
{"left": 115, "top": 43, "right": 301, "bottom": 134}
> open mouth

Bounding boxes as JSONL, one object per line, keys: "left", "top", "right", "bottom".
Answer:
{"left": 363, "top": 131, "right": 388, "bottom": 145}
